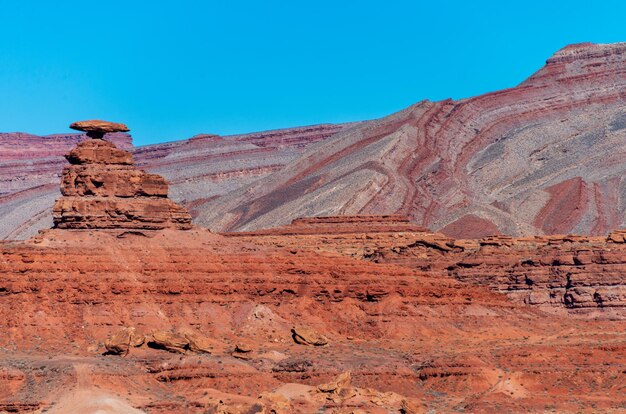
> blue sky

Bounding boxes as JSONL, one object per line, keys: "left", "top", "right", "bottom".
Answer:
{"left": 1, "top": 1, "right": 626, "bottom": 145}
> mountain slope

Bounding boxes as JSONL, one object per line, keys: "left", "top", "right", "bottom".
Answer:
{"left": 2, "top": 42, "right": 626, "bottom": 239}
{"left": 195, "top": 42, "right": 626, "bottom": 237}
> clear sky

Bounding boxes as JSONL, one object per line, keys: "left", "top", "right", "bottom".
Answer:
{"left": 1, "top": 1, "right": 626, "bottom": 145}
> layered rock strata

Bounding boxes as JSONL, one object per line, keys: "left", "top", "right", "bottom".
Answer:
{"left": 367, "top": 231, "right": 626, "bottom": 316}
{"left": 2, "top": 225, "right": 626, "bottom": 412}
{"left": 194, "top": 42, "right": 626, "bottom": 236}
{"left": 231, "top": 216, "right": 626, "bottom": 317}
{"left": 52, "top": 137, "right": 192, "bottom": 230}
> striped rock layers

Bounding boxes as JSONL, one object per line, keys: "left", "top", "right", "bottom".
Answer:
{"left": 52, "top": 139, "right": 192, "bottom": 230}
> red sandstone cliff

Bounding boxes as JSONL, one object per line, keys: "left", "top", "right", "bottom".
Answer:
{"left": 230, "top": 216, "right": 626, "bottom": 318}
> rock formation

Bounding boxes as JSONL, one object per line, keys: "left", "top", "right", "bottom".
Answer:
{"left": 0, "top": 123, "right": 351, "bottom": 239}
{"left": 104, "top": 327, "right": 145, "bottom": 356}
{"left": 52, "top": 121, "right": 192, "bottom": 231}
{"left": 230, "top": 215, "right": 626, "bottom": 317}
{"left": 377, "top": 231, "right": 626, "bottom": 316}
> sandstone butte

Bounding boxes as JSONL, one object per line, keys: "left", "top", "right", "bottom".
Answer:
{"left": 4, "top": 42, "right": 626, "bottom": 240}
{"left": 1, "top": 127, "right": 626, "bottom": 413}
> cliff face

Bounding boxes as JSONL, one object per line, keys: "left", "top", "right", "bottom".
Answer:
{"left": 194, "top": 42, "right": 626, "bottom": 236}
{"left": 375, "top": 230, "right": 626, "bottom": 317}
{"left": 232, "top": 217, "right": 626, "bottom": 317}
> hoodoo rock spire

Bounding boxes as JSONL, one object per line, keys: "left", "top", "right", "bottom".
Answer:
{"left": 53, "top": 120, "right": 192, "bottom": 230}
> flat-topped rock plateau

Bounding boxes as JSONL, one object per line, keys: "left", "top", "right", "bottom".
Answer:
{"left": 2, "top": 124, "right": 626, "bottom": 413}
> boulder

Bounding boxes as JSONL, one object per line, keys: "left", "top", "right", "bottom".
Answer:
{"left": 317, "top": 371, "right": 352, "bottom": 394}
{"left": 291, "top": 326, "right": 328, "bottom": 346}
{"left": 104, "top": 327, "right": 144, "bottom": 356}
{"left": 148, "top": 331, "right": 189, "bottom": 353}
{"left": 180, "top": 329, "right": 217, "bottom": 354}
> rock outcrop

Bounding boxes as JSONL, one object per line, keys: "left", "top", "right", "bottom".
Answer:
{"left": 229, "top": 215, "right": 626, "bottom": 317}
{"left": 291, "top": 326, "right": 328, "bottom": 346}
{"left": 447, "top": 234, "right": 626, "bottom": 316}
{"left": 104, "top": 327, "right": 145, "bottom": 356}
{"left": 364, "top": 231, "right": 626, "bottom": 317}
{"left": 52, "top": 124, "right": 192, "bottom": 231}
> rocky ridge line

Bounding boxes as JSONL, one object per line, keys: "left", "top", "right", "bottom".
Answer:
{"left": 194, "top": 42, "right": 626, "bottom": 237}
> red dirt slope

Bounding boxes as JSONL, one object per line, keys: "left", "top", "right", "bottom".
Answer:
{"left": 4, "top": 226, "right": 626, "bottom": 413}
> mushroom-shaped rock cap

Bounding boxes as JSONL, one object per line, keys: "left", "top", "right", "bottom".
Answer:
{"left": 70, "top": 120, "right": 130, "bottom": 139}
